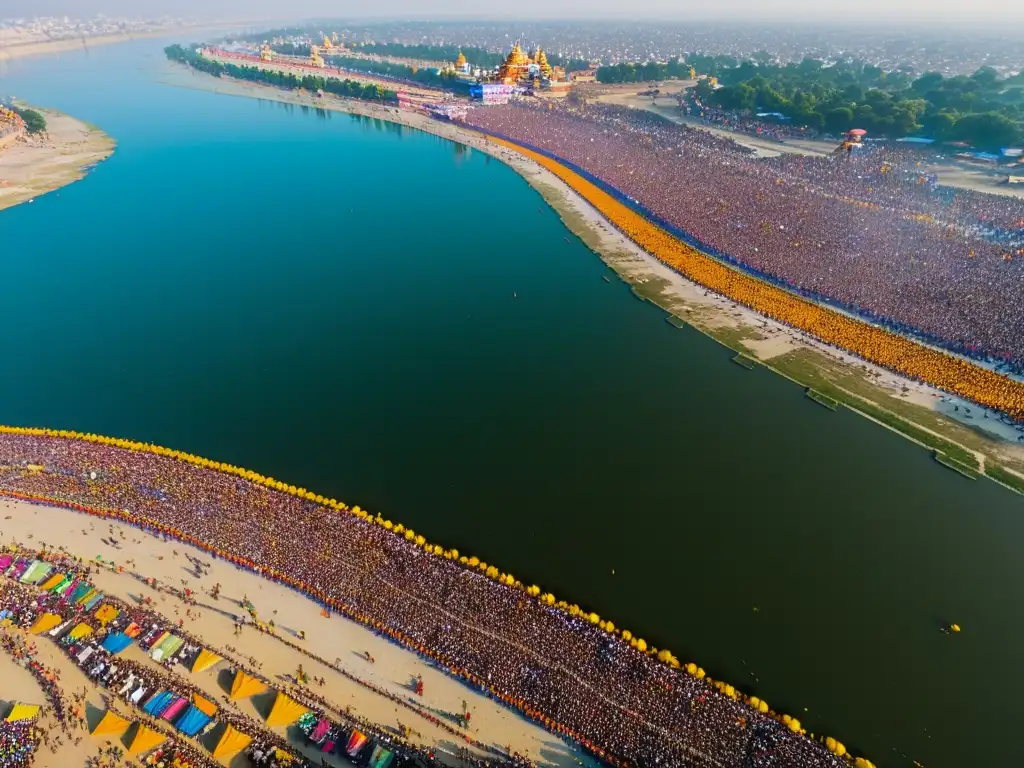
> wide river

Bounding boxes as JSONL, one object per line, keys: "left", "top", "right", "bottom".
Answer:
{"left": 2, "top": 39, "right": 1022, "bottom": 768}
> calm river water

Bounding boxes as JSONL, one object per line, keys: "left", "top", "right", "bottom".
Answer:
{"left": 1, "top": 39, "right": 1022, "bottom": 768}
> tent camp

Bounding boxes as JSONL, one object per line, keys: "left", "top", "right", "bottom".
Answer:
{"left": 265, "top": 692, "right": 309, "bottom": 727}
{"left": 230, "top": 670, "right": 267, "bottom": 700}
{"left": 174, "top": 705, "right": 213, "bottom": 737}
{"left": 190, "top": 649, "right": 222, "bottom": 674}
{"left": 91, "top": 710, "right": 131, "bottom": 738}
{"left": 29, "top": 613, "right": 63, "bottom": 635}
{"left": 212, "top": 724, "right": 252, "bottom": 759}
{"left": 127, "top": 723, "right": 165, "bottom": 755}
{"left": 5, "top": 704, "right": 40, "bottom": 723}
{"left": 160, "top": 697, "right": 189, "bottom": 722}
{"left": 142, "top": 691, "right": 175, "bottom": 717}
{"left": 39, "top": 573, "right": 65, "bottom": 591}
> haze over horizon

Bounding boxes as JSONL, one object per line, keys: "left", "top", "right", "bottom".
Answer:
{"left": 3, "top": 0, "right": 1024, "bottom": 27}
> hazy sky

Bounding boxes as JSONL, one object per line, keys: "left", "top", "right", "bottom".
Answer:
{"left": 4, "top": 0, "right": 1024, "bottom": 26}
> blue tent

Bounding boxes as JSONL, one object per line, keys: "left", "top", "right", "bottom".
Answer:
{"left": 101, "top": 633, "right": 133, "bottom": 654}
{"left": 142, "top": 691, "right": 174, "bottom": 717}
{"left": 174, "top": 705, "right": 212, "bottom": 736}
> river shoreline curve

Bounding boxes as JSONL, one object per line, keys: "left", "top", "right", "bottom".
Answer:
{"left": 161, "top": 65, "right": 1024, "bottom": 495}
{"left": 0, "top": 104, "right": 115, "bottom": 212}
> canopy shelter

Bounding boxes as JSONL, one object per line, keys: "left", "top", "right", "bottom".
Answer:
{"left": 39, "top": 573, "right": 65, "bottom": 591}
{"left": 212, "top": 723, "right": 252, "bottom": 759}
{"left": 127, "top": 723, "right": 165, "bottom": 755}
{"left": 229, "top": 670, "right": 267, "bottom": 700}
{"left": 142, "top": 691, "right": 174, "bottom": 717}
{"left": 345, "top": 729, "right": 368, "bottom": 757}
{"left": 191, "top": 693, "right": 217, "bottom": 717}
{"left": 67, "top": 623, "right": 94, "bottom": 641}
{"left": 152, "top": 634, "right": 183, "bottom": 661}
{"left": 101, "top": 633, "right": 132, "bottom": 654}
{"left": 91, "top": 710, "right": 131, "bottom": 737}
{"left": 29, "top": 613, "right": 62, "bottom": 635}
{"left": 174, "top": 705, "right": 213, "bottom": 737}
{"left": 94, "top": 604, "right": 119, "bottom": 625}
{"left": 20, "top": 561, "right": 52, "bottom": 584}
{"left": 190, "top": 649, "right": 222, "bottom": 674}
{"left": 160, "top": 696, "right": 189, "bottom": 722}
{"left": 369, "top": 744, "right": 395, "bottom": 768}
{"left": 83, "top": 592, "right": 105, "bottom": 612}
{"left": 5, "top": 704, "right": 40, "bottom": 723}
{"left": 265, "top": 692, "right": 309, "bottom": 727}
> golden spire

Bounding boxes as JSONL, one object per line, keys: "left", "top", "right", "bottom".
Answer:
{"left": 535, "top": 48, "right": 553, "bottom": 79}
{"left": 455, "top": 50, "right": 467, "bottom": 68}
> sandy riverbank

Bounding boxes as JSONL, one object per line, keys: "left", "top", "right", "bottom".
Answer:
{"left": 0, "top": 496, "right": 597, "bottom": 767}
{"left": 0, "top": 106, "right": 115, "bottom": 212}
{"left": 159, "top": 67, "right": 1024, "bottom": 487}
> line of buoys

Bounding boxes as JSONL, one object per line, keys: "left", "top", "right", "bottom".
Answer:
{"left": 0, "top": 425, "right": 877, "bottom": 767}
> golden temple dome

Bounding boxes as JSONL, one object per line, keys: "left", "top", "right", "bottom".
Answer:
{"left": 455, "top": 50, "right": 467, "bottom": 68}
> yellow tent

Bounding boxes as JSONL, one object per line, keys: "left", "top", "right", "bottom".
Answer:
{"left": 212, "top": 723, "right": 251, "bottom": 758}
{"left": 68, "top": 623, "right": 94, "bottom": 641}
{"left": 191, "top": 693, "right": 218, "bottom": 717}
{"left": 39, "top": 573, "right": 65, "bottom": 591}
{"left": 5, "top": 704, "right": 40, "bottom": 722}
{"left": 91, "top": 710, "right": 131, "bottom": 737}
{"left": 190, "top": 649, "right": 222, "bottom": 674}
{"left": 229, "top": 670, "right": 267, "bottom": 700}
{"left": 264, "top": 692, "right": 309, "bottom": 727}
{"left": 94, "top": 605, "right": 119, "bottom": 625}
{"left": 127, "top": 723, "right": 165, "bottom": 755}
{"left": 29, "top": 613, "right": 63, "bottom": 635}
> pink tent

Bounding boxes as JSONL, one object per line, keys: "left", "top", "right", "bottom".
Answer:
{"left": 161, "top": 697, "right": 189, "bottom": 722}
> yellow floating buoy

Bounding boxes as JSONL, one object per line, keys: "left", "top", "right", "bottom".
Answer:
{"left": 950, "top": 623, "right": 961, "bottom": 632}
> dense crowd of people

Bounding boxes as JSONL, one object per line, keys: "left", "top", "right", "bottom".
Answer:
{"left": 0, "top": 721, "right": 39, "bottom": 767}
{"left": 463, "top": 101, "right": 1024, "bottom": 376}
{"left": 0, "top": 434, "right": 860, "bottom": 768}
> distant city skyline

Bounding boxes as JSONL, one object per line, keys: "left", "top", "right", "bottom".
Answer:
{"left": 3, "top": 0, "right": 1024, "bottom": 26}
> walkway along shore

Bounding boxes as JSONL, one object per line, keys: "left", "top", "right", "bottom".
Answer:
{"left": 0, "top": 426, "right": 870, "bottom": 768}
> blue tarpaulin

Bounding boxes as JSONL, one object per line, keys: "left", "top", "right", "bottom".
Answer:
{"left": 101, "top": 633, "right": 133, "bottom": 654}
{"left": 142, "top": 691, "right": 174, "bottom": 717}
{"left": 174, "top": 705, "right": 212, "bottom": 736}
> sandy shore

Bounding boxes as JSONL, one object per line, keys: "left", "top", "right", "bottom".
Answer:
{"left": 0, "top": 106, "right": 115, "bottom": 212}
{"left": 0, "top": 496, "right": 596, "bottom": 767}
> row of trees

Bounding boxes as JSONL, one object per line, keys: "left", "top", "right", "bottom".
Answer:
{"left": 9, "top": 105, "right": 46, "bottom": 134}
{"left": 700, "top": 59, "right": 1023, "bottom": 147}
{"left": 596, "top": 51, "right": 1023, "bottom": 148}
{"left": 163, "top": 45, "right": 397, "bottom": 103}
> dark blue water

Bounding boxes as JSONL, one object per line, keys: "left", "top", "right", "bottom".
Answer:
{"left": 2, "top": 39, "right": 1022, "bottom": 768}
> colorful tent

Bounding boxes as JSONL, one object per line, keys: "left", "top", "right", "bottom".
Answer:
{"left": 161, "top": 697, "right": 189, "bottom": 722}
{"left": 83, "top": 592, "right": 105, "bottom": 612}
{"left": 68, "top": 623, "right": 94, "bottom": 641}
{"left": 147, "top": 631, "right": 171, "bottom": 651}
{"left": 190, "top": 649, "right": 222, "bottom": 674}
{"left": 29, "top": 613, "right": 63, "bottom": 635}
{"left": 50, "top": 575, "right": 73, "bottom": 594}
{"left": 94, "top": 605, "right": 119, "bottom": 625}
{"left": 265, "top": 692, "right": 309, "bottom": 727}
{"left": 369, "top": 744, "right": 394, "bottom": 768}
{"left": 0, "top": 554, "right": 12, "bottom": 571}
{"left": 76, "top": 588, "right": 98, "bottom": 606}
{"left": 142, "top": 691, "right": 174, "bottom": 717}
{"left": 346, "top": 729, "right": 368, "bottom": 757}
{"left": 191, "top": 694, "right": 217, "bottom": 717}
{"left": 91, "top": 710, "right": 131, "bottom": 737}
{"left": 309, "top": 717, "right": 330, "bottom": 743}
{"left": 174, "top": 705, "right": 213, "bottom": 737}
{"left": 229, "top": 670, "right": 267, "bottom": 700}
{"left": 152, "top": 634, "right": 183, "bottom": 661}
{"left": 68, "top": 583, "right": 92, "bottom": 604}
{"left": 5, "top": 704, "right": 40, "bottom": 723}
{"left": 20, "top": 561, "right": 51, "bottom": 584}
{"left": 123, "top": 622, "right": 142, "bottom": 638}
{"left": 212, "top": 723, "right": 251, "bottom": 759}
{"left": 127, "top": 723, "right": 165, "bottom": 755}
{"left": 101, "top": 633, "right": 133, "bottom": 654}
{"left": 39, "top": 572, "right": 65, "bottom": 591}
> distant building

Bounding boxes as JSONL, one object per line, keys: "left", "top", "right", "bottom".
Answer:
{"left": 469, "top": 83, "right": 516, "bottom": 104}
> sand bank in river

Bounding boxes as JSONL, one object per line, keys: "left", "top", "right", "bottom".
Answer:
{"left": 0, "top": 497, "right": 596, "bottom": 767}
{"left": 0, "top": 107, "right": 115, "bottom": 212}
{"left": 161, "top": 69, "right": 1024, "bottom": 483}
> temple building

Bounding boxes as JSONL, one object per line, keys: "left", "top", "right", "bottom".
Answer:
{"left": 496, "top": 41, "right": 532, "bottom": 84}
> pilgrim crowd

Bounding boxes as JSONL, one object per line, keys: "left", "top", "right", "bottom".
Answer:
{"left": 0, "top": 435, "right": 856, "bottom": 768}
{"left": 463, "top": 101, "right": 1024, "bottom": 373}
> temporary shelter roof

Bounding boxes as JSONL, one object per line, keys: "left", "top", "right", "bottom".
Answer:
{"left": 190, "top": 649, "right": 222, "bottom": 674}
{"left": 5, "top": 704, "right": 40, "bottom": 723}
{"left": 212, "top": 723, "right": 252, "bottom": 758}
{"left": 265, "top": 692, "right": 309, "bottom": 727}
{"left": 127, "top": 723, "right": 165, "bottom": 755}
{"left": 229, "top": 670, "right": 267, "bottom": 700}
{"left": 91, "top": 710, "right": 131, "bottom": 737}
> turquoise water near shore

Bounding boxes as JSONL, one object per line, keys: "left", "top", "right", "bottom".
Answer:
{"left": 2, "top": 39, "right": 1024, "bottom": 768}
